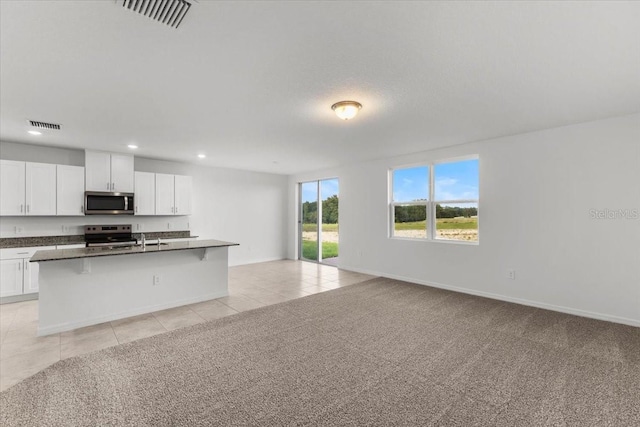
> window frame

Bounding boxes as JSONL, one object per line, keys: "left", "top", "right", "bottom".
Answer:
{"left": 389, "top": 155, "right": 479, "bottom": 245}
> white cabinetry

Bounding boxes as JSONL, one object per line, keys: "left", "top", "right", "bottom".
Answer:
{"left": 25, "top": 162, "right": 57, "bottom": 215}
{"left": 0, "top": 160, "right": 56, "bottom": 216}
{"left": 155, "top": 173, "right": 175, "bottom": 215}
{"left": 0, "top": 246, "right": 55, "bottom": 297}
{"left": 0, "top": 259, "right": 23, "bottom": 297}
{"left": 57, "top": 165, "right": 85, "bottom": 215}
{"left": 111, "top": 154, "right": 134, "bottom": 192}
{"left": 174, "top": 175, "right": 192, "bottom": 215}
{"left": 85, "top": 151, "right": 134, "bottom": 193}
{"left": 155, "top": 174, "right": 191, "bottom": 215}
{"left": 0, "top": 160, "right": 26, "bottom": 215}
{"left": 134, "top": 171, "right": 155, "bottom": 215}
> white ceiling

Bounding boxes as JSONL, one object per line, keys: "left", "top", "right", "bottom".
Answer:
{"left": 1, "top": 1, "right": 639, "bottom": 174}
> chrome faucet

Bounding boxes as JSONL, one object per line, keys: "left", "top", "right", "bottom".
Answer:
{"left": 140, "top": 233, "right": 146, "bottom": 248}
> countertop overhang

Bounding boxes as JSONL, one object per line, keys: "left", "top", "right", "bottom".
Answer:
{"left": 30, "top": 239, "right": 239, "bottom": 262}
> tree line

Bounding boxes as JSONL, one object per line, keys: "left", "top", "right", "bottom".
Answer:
{"left": 302, "top": 195, "right": 338, "bottom": 224}
{"left": 395, "top": 204, "right": 478, "bottom": 222}
{"left": 303, "top": 196, "right": 476, "bottom": 224}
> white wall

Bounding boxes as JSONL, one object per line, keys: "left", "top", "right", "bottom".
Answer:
{"left": 0, "top": 142, "right": 289, "bottom": 266}
{"left": 288, "top": 114, "right": 640, "bottom": 326}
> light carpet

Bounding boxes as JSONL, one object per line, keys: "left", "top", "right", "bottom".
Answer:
{"left": 1, "top": 278, "right": 639, "bottom": 426}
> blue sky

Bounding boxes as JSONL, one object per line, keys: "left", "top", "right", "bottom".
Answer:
{"left": 301, "top": 178, "right": 339, "bottom": 203}
{"left": 393, "top": 159, "right": 479, "bottom": 202}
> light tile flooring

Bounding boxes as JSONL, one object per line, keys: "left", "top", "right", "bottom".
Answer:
{"left": 0, "top": 260, "right": 375, "bottom": 391}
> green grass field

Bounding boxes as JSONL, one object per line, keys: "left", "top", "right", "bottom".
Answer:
{"left": 302, "top": 223, "right": 339, "bottom": 232}
{"left": 394, "top": 217, "right": 478, "bottom": 230}
{"left": 302, "top": 240, "right": 339, "bottom": 260}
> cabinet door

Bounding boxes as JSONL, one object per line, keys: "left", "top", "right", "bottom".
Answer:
{"left": 134, "top": 171, "right": 155, "bottom": 215}
{"left": 155, "top": 173, "right": 175, "bottom": 215}
{"left": 57, "top": 165, "right": 85, "bottom": 216}
{"left": 111, "top": 154, "right": 134, "bottom": 193}
{"left": 85, "top": 151, "right": 111, "bottom": 191}
{"left": 25, "top": 162, "right": 57, "bottom": 215}
{"left": 0, "top": 259, "right": 23, "bottom": 297}
{"left": 0, "top": 160, "right": 26, "bottom": 216}
{"left": 174, "top": 175, "right": 192, "bottom": 215}
{"left": 23, "top": 260, "right": 39, "bottom": 294}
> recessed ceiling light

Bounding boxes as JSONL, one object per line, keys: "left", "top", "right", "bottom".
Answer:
{"left": 28, "top": 130, "right": 42, "bottom": 135}
{"left": 197, "top": 154, "right": 206, "bottom": 159}
{"left": 127, "top": 144, "right": 138, "bottom": 149}
{"left": 331, "top": 101, "right": 362, "bottom": 120}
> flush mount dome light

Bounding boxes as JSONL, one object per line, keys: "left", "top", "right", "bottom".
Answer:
{"left": 331, "top": 101, "right": 362, "bottom": 120}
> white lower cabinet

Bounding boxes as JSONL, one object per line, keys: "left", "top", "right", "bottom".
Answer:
{"left": 0, "top": 246, "right": 55, "bottom": 298}
{"left": 0, "top": 259, "right": 23, "bottom": 297}
{"left": 23, "top": 260, "right": 40, "bottom": 294}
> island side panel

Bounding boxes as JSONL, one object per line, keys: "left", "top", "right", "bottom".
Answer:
{"left": 37, "top": 247, "right": 229, "bottom": 336}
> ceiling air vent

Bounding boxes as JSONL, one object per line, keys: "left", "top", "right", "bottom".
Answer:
{"left": 123, "top": 0, "right": 192, "bottom": 29}
{"left": 29, "top": 120, "right": 61, "bottom": 130}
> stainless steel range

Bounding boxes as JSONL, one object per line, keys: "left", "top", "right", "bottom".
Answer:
{"left": 84, "top": 224, "right": 137, "bottom": 248}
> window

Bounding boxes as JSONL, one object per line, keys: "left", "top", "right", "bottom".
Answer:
{"left": 390, "top": 157, "right": 479, "bottom": 243}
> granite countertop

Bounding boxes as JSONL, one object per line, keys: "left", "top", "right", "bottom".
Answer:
{"left": 31, "top": 239, "right": 239, "bottom": 262}
{"left": 0, "top": 231, "right": 193, "bottom": 249}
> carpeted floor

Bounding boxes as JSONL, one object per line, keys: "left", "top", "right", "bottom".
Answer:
{"left": 1, "top": 277, "right": 639, "bottom": 426}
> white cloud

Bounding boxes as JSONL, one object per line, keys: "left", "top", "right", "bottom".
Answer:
{"left": 435, "top": 177, "right": 458, "bottom": 187}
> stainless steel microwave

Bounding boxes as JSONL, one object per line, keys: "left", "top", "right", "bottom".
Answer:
{"left": 84, "top": 192, "right": 134, "bottom": 215}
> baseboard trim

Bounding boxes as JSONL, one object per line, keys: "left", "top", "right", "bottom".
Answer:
{"left": 0, "top": 293, "right": 38, "bottom": 305}
{"left": 37, "top": 291, "right": 229, "bottom": 336}
{"left": 340, "top": 265, "right": 640, "bottom": 328}
{"left": 229, "top": 257, "right": 285, "bottom": 267}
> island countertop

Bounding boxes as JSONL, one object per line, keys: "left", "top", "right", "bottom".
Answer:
{"left": 30, "top": 239, "right": 239, "bottom": 262}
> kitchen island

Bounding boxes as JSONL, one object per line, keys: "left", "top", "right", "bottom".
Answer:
{"left": 30, "top": 239, "right": 239, "bottom": 336}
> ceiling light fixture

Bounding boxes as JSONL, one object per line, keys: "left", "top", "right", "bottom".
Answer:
{"left": 331, "top": 101, "right": 362, "bottom": 120}
{"left": 127, "top": 144, "right": 138, "bottom": 149}
{"left": 197, "top": 154, "right": 206, "bottom": 159}
{"left": 28, "top": 130, "right": 42, "bottom": 135}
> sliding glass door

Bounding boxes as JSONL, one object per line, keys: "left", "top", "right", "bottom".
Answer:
{"left": 299, "top": 179, "right": 339, "bottom": 264}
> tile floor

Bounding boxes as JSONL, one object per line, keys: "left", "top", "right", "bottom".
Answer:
{"left": 0, "top": 260, "right": 375, "bottom": 391}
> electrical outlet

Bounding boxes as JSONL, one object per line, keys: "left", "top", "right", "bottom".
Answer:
{"left": 15, "top": 226, "right": 24, "bottom": 234}
{"left": 167, "top": 222, "right": 172, "bottom": 230}
{"left": 153, "top": 274, "right": 162, "bottom": 285}
{"left": 506, "top": 269, "right": 516, "bottom": 280}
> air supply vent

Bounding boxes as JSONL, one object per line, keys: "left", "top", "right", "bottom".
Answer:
{"left": 29, "top": 120, "right": 61, "bottom": 130}
{"left": 123, "top": 0, "right": 192, "bottom": 29}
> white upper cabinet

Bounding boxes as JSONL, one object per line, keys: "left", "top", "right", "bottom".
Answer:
{"left": 155, "top": 173, "right": 175, "bottom": 215}
{"left": 0, "top": 160, "right": 26, "bottom": 215}
{"left": 25, "top": 162, "right": 57, "bottom": 216}
{"left": 85, "top": 151, "right": 111, "bottom": 192}
{"left": 85, "top": 151, "right": 134, "bottom": 193}
{"left": 57, "top": 165, "right": 85, "bottom": 216}
{"left": 155, "top": 173, "right": 192, "bottom": 216}
{"left": 134, "top": 171, "right": 155, "bottom": 215}
{"left": 1, "top": 160, "right": 56, "bottom": 216}
{"left": 111, "top": 154, "right": 134, "bottom": 193}
{"left": 174, "top": 175, "right": 192, "bottom": 215}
